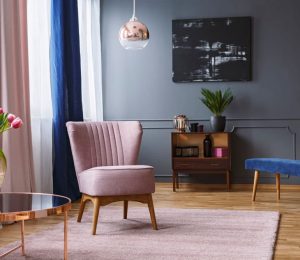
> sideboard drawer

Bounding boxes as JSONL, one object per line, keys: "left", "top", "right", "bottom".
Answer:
{"left": 173, "top": 158, "right": 228, "bottom": 170}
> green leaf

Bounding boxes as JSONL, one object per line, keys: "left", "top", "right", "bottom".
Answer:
{"left": 0, "top": 149, "right": 7, "bottom": 172}
{"left": 200, "top": 88, "right": 234, "bottom": 116}
{"left": 0, "top": 113, "right": 10, "bottom": 133}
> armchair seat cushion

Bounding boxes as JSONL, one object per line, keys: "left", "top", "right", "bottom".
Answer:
{"left": 78, "top": 165, "right": 155, "bottom": 196}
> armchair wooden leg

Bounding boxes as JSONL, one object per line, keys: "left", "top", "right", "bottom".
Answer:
{"left": 276, "top": 173, "right": 280, "bottom": 200}
{"left": 252, "top": 170, "right": 260, "bottom": 202}
{"left": 92, "top": 197, "right": 101, "bottom": 235}
{"left": 77, "top": 194, "right": 88, "bottom": 223}
{"left": 147, "top": 194, "right": 158, "bottom": 230}
{"left": 123, "top": 200, "right": 128, "bottom": 219}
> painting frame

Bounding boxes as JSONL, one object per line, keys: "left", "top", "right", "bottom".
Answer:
{"left": 172, "top": 17, "right": 252, "bottom": 83}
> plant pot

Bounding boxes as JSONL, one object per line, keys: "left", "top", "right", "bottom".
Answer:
{"left": 210, "top": 116, "right": 226, "bottom": 132}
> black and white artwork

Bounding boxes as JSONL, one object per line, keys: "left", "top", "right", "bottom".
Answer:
{"left": 172, "top": 17, "right": 251, "bottom": 82}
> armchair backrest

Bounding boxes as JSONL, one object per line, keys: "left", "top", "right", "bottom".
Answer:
{"left": 66, "top": 121, "right": 143, "bottom": 174}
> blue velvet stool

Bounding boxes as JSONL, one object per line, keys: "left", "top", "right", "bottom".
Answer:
{"left": 245, "top": 158, "right": 300, "bottom": 201}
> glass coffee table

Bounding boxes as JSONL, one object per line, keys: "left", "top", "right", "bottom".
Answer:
{"left": 0, "top": 192, "right": 71, "bottom": 259}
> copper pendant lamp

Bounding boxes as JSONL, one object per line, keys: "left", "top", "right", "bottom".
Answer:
{"left": 119, "top": 0, "right": 149, "bottom": 50}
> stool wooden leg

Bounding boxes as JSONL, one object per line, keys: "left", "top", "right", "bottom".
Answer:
{"left": 276, "top": 173, "right": 280, "bottom": 200}
{"left": 252, "top": 170, "right": 260, "bottom": 201}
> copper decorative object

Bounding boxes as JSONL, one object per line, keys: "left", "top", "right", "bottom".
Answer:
{"left": 173, "top": 115, "right": 189, "bottom": 132}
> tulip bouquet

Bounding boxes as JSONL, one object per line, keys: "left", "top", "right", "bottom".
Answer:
{"left": 0, "top": 108, "right": 23, "bottom": 186}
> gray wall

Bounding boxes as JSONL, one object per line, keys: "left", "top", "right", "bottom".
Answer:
{"left": 101, "top": 0, "right": 300, "bottom": 184}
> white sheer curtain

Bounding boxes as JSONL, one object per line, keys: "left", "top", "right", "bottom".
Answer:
{"left": 78, "top": 0, "right": 103, "bottom": 121}
{"left": 25, "top": 0, "right": 103, "bottom": 193}
{"left": 27, "top": 0, "right": 53, "bottom": 193}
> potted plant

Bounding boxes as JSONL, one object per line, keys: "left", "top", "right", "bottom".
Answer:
{"left": 200, "top": 88, "right": 233, "bottom": 132}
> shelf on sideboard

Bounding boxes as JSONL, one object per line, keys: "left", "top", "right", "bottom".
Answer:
{"left": 173, "top": 157, "right": 229, "bottom": 160}
{"left": 172, "top": 132, "right": 231, "bottom": 134}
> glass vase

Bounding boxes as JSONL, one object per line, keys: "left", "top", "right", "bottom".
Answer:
{"left": 0, "top": 149, "right": 7, "bottom": 190}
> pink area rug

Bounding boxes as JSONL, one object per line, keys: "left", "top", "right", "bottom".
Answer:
{"left": 1, "top": 207, "right": 279, "bottom": 260}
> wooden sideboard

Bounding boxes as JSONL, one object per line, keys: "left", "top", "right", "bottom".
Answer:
{"left": 171, "top": 132, "right": 231, "bottom": 192}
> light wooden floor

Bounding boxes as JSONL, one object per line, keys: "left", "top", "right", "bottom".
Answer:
{"left": 1, "top": 183, "right": 300, "bottom": 259}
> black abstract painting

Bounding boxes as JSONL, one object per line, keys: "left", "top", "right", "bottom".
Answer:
{"left": 172, "top": 17, "right": 251, "bottom": 82}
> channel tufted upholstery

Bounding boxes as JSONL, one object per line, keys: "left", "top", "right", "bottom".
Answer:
{"left": 66, "top": 121, "right": 143, "bottom": 174}
{"left": 66, "top": 121, "right": 157, "bottom": 235}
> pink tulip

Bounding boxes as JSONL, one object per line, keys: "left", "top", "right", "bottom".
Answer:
{"left": 0, "top": 108, "right": 3, "bottom": 114}
{"left": 7, "top": 114, "right": 16, "bottom": 123}
{"left": 11, "top": 117, "right": 23, "bottom": 129}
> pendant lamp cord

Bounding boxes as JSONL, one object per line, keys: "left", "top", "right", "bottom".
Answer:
{"left": 131, "top": 0, "right": 136, "bottom": 21}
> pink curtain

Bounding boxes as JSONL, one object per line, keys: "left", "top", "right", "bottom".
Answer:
{"left": 0, "top": 0, "right": 35, "bottom": 192}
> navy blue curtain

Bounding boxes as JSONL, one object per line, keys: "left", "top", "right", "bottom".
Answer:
{"left": 50, "top": 0, "right": 83, "bottom": 201}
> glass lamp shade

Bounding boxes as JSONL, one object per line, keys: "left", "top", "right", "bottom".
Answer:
{"left": 119, "top": 19, "right": 149, "bottom": 50}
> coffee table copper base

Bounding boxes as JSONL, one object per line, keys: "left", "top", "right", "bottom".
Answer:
{"left": 0, "top": 220, "right": 25, "bottom": 258}
{"left": 0, "top": 192, "right": 71, "bottom": 259}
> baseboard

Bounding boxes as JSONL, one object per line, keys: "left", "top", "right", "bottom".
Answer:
{"left": 155, "top": 182, "right": 300, "bottom": 191}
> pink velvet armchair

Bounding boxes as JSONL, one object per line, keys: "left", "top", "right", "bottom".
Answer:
{"left": 66, "top": 121, "right": 157, "bottom": 235}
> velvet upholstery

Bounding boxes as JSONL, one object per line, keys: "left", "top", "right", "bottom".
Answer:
{"left": 50, "top": 0, "right": 83, "bottom": 201}
{"left": 78, "top": 165, "right": 155, "bottom": 196}
{"left": 245, "top": 158, "right": 300, "bottom": 176}
{"left": 66, "top": 121, "right": 142, "bottom": 174}
{"left": 66, "top": 121, "right": 155, "bottom": 196}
